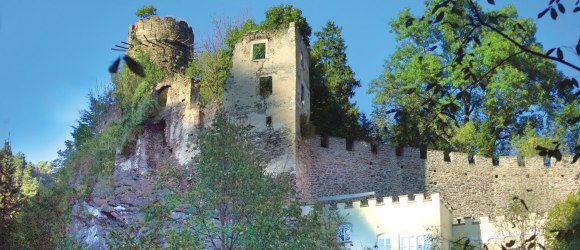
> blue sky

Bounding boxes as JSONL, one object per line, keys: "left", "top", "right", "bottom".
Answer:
{"left": 0, "top": 0, "right": 578, "bottom": 163}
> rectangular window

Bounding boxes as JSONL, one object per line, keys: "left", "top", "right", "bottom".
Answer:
{"left": 401, "top": 234, "right": 431, "bottom": 250}
{"left": 544, "top": 155, "right": 551, "bottom": 167}
{"left": 401, "top": 236, "right": 408, "bottom": 250}
{"left": 252, "top": 43, "right": 266, "bottom": 60}
{"left": 336, "top": 224, "right": 352, "bottom": 243}
{"left": 321, "top": 135, "right": 329, "bottom": 148}
{"left": 260, "top": 76, "right": 272, "bottom": 97}
{"left": 378, "top": 235, "right": 391, "bottom": 250}
{"left": 346, "top": 138, "right": 354, "bottom": 151}
{"left": 301, "top": 85, "right": 305, "bottom": 102}
{"left": 266, "top": 116, "right": 272, "bottom": 127}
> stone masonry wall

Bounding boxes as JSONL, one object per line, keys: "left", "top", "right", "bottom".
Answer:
{"left": 128, "top": 16, "right": 194, "bottom": 72}
{"left": 307, "top": 135, "right": 580, "bottom": 218}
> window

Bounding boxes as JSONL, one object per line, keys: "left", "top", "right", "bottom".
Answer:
{"left": 336, "top": 224, "right": 352, "bottom": 243}
{"left": 346, "top": 138, "right": 354, "bottom": 151}
{"left": 252, "top": 43, "right": 266, "bottom": 60}
{"left": 321, "top": 135, "right": 329, "bottom": 148}
{"left": 259, "top": 76, "right": 272, "bottom": 97}
{"left": 377, "top": 234, "right": 391, "bottom": 250}
{"left": 266, "top": 116, "right": 272, "bottom": 127}
{"left": 301, "top": 84, "right": 305, "bottom": 103}
{"left": 544, "top": 155, "right": 551, "bottom": 167}
{"left": 468, "top": 154, "right": 475, "bottom": 164}
{"left": 400, "top": 233, "right": 431, "bottom": 250}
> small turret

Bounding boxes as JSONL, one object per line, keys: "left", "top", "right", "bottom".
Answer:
{"left": 127, "top": 16, "right": 194, "bottom": 72}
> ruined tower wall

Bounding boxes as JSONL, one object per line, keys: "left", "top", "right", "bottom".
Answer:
{"left": 307, "top": 135, "right": 580, "bottom": 218}
{"left": 127, "top": 16, "right": 194, "bottom": 72}
{"left": 224, "top": 23, "right": 310, "bottom": 175}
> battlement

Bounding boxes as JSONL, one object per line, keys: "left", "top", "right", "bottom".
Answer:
{"left": 330, "top": 193, "right": 453, "bottom": 211}
{"left": 127, "top": 16, "right": 194, "bottom": 72}
{"left": 312, "top": 135, "right": 576, "bottom": 168}
{"left": 307, "top": 134, "right": 580, "bottom": 219}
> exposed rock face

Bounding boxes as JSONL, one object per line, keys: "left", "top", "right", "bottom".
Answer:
{"left": 70, "top": 17, "right": 201, "bottom": 249}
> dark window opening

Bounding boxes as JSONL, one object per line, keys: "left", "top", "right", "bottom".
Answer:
{"left": 395, "top": 147, "right": 403, "bottom": 156}
{"left": 301, "top": 85, "right": 305, "bottom": 102}
{"left": 492, "top": 158, "right": 499, "bottom": 166}
{"left": 468, "top": 155, "right": 475, "bottom": 164}
{"left": 495, "top": 175, "right": 498, "bottom": 178}
{"left": 321, "top": 135, "right": 329, "bottom": 148}
{"left": 420, "top": 146, "right": 427, "bottom": 159}
{"left": 444, "top": 151, "right": 451, "bottom": 162}
{"left": 371, "top": 143, "right": 378, "bottom": 154}
{"left": 544, "top": 156, "right": 551, "bottom": 167}
{"left": 517, "top": 156, "right": 525, "bottom": 167}
{"left": 266, "top": 116, "right": 272, "bottom": 127}
{"left": 346, "top": 138, "right": 354, "bottom": 151}
{"left": 197, "top": 110, "right": 205, "bottom": 129}
{"left": 259, "top": 76, "right": 272, "bottom": 97}
{"left": 252, "top": 43, "right": 266, "bottom": 60}
{"left": 157, "top": 86, "right": 170, "bottom": 108}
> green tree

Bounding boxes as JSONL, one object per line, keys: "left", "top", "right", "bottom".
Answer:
{"left": 369, "top": 0, "right": 565, "bottom": 156}
{"left": 182, "top": 114, "right": 338, "bottom": 249}
{"left": 260, "top": 4, "right": 312, "bottom": 46}
{"left": 310, "top": 21, "right": 362, "bottom": 139}
{"left": 135, "top": 5, "right": 157, "bottom": 19}
{"left": 0, "top": 141, "right": 22, "bottom": 248}
{"left": 545, "top": 191, "right": 580, "bottom": 250}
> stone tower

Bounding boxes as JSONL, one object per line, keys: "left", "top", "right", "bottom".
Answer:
{"left": 124, "top": 17, "right": 201, "bottom": 166}
{"left": 127, "top": 16, "right": 194, "bottom": 72}
{"left": 224, "top": 22, "right": 311, "bottom": 175}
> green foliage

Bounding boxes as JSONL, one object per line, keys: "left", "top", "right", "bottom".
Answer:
{"left": 224, "top": 19, "right": 258, "bottom": 51}
{"left": 13, "top": 173, "right": 77, "bottom": 249}
{"left": 260, "top": 4, "right": 312, "bottom": 46}
{"left": 512, "top": 123, "right": 557, "bottom": 156}
{"left": 135, "top": 5, "right": 157, "bottom": 19}
{"left": 0, "top": 141, "right": 76, "bottom": 249}
{"left": 0, "top": 141, "right": 23, "bottom": 248}
{"left": 223, "top": 5, "right": 311, "bottom": 50}
{"left": 310, "top": 21, "right": 362, "bottom": 139}
{"left": 186, "top": 50, "right": 231, "bottom": 106}
{"left": 111, "top": 51, "right": 168, "bottom": 155}
{"left": 545, "top": 191, "right": 580, "bottom": 249}
{"left": 173, "top": 114, "right": 339, "bottom": 249}
{"left": 369, "top": 0, "right": 565, "bottom": 156}
{"left": 252, "top": 43, "right": 266, "bottom": 60}
{"left": 113, "top": 51, "right": 166, "bottom": 123}
{"left": 72, "top": 87, "right": 115, "bottom": 149}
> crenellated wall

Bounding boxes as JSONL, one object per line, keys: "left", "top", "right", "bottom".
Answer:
{"left": 307, "top": 135, "right": 580, "bottom": 218}
{"left": 302, "top": 193, "right": 452, "bottom": 250}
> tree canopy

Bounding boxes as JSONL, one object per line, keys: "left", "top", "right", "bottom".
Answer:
{"left": 177, "top": 114, "right": 339, "bottom": 249}
{"left": 135, "top": 5, "right": 157, "bottom": 19}
{"left": 310, "top": 21, "right": 363, "bottom": 139}
{"left": 369, "top": 0, "right": 575, "bottom": 156}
